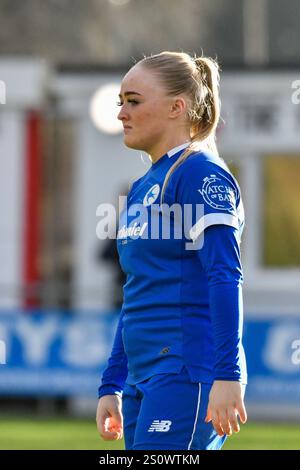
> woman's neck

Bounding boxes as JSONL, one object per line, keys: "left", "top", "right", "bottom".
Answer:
{"left": 148, "top": 135, "right": 191, "bottom": 164}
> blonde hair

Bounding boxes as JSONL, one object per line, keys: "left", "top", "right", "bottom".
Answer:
{"left": 138, "top": 51, "right": 221, "bottom": 204}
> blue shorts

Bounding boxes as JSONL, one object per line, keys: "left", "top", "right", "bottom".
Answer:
{"left": 122, "top": 365, "right": 227, "bottom": 450}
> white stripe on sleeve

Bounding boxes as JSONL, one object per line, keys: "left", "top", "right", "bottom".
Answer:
{"left": 189, "top": 213, "right": 240, "bottom": 242}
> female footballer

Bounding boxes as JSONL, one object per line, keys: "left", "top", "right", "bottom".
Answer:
{"left": 96, "top": 51, "right": 247, "bottom": 450}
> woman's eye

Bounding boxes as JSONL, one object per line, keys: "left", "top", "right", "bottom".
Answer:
{"left": 116, "top": 100, "right": 139, "bottom": 106}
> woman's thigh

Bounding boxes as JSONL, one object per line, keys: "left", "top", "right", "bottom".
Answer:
{"left": 123, "top": 367, "right": 226, "bottom": 450}
{"left": 122, "top": 382, "right": 142, "bottom": 450}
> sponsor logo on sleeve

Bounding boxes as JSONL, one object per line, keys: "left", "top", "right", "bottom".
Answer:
{"left": 199, "top": 175, "right": 237, "bottom": 210}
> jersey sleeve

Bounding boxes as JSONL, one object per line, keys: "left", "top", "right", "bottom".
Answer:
{"left": 198, "top": 224, "right": 247, "bottom": 382}
{"left": 98, "top": 309, "right": 128, "bottom": 399}
{"left": 172, "top": 155, "right": 242, "bottom": 243}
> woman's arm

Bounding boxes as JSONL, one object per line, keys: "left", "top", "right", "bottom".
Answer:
{"left": 98, "top": 309, "right": 128, "bottom": 399}
{"left": 197, "top": 224, "right": 247, "bottom": 435}
{"left": 96, "top": 309, "right": 128, "bottom": 441}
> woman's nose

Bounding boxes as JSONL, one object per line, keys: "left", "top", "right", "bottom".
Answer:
{"left": 117, "top": 107, "right": 128, "bottom": 121}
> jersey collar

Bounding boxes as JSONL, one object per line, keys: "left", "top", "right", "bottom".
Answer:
{"left": 167, "top": 141, "right": 191, "bottom": 158}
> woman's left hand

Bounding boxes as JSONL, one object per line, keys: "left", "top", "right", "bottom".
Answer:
{"left": 205, "top": 380, "right": 247, "bottom": 436}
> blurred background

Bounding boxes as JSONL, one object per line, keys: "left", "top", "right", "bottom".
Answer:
{"left": 0, "top": 0, "right": 300, "bottom": 450}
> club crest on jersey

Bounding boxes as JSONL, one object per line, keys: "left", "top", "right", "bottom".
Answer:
{"left": 143, "top": 184, "right": 160, "bottom": 206}
{"left": 199, "top": 175, "right": 236, "bottom": 210}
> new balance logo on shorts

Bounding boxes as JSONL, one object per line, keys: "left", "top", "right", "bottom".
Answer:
{"left": 148, "top": 420, "right": 172, "bottom": 432}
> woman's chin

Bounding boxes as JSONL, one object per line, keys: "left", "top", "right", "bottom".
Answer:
{"left": 123, "top": 136, "right": 141, "bottom": 150}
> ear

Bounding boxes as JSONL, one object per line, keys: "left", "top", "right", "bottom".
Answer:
{"left": 168, "top": 97, "right": 187, "bottom": 119}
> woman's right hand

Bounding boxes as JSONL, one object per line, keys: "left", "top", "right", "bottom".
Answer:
{"left": 96, "top": 395, "right": 123, "bottom": 441}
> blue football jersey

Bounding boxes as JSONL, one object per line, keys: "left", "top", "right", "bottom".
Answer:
{"left": 98, "top": 143, "right": 247, "bottom": 397}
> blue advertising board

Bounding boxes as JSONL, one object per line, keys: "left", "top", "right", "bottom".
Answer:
{"left": 0, "top": 310, "right": 119, "bottom": 396}
{"left": 0, "top": 311, "right": 300, "bottom": 402}
{"left": 243, "top": 316, "right": 300, "bottom": 404}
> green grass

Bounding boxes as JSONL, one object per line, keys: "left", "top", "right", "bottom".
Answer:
{"left": 0, "top": 417, "right": 123, "bottom": 450}
{"left": 0, "top": 418, "right": 299, "bottom": 450}
{"left": 223, "top": 422, "right": 300, "bottom": 450}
